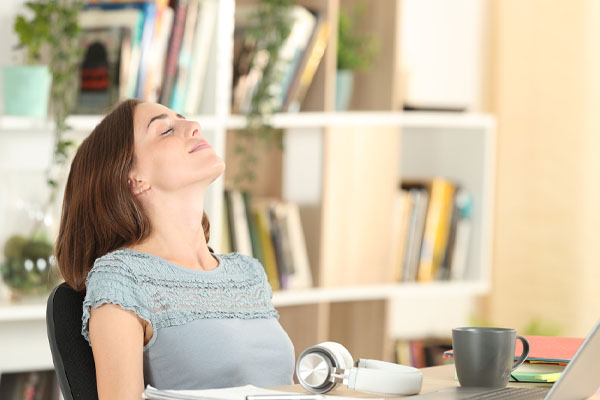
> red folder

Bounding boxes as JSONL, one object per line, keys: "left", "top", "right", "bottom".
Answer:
{"left": 443, "top": 335, "right": 585, "bottom": 363}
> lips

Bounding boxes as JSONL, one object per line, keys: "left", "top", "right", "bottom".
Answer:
{"left": 189, "top": 140, "right": 211, "bottom": 153}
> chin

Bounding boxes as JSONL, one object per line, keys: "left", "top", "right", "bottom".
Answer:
{"left": 208, "top": 161, "right": 226, "bottom": 184}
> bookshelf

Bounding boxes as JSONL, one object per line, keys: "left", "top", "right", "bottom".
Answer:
{"left": 0, "top": 0, "right": 495, "bottom": 375}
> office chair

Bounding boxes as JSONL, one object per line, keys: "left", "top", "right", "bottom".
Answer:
{"left": 46, "top": 282, "right": 98, "bottom": 400}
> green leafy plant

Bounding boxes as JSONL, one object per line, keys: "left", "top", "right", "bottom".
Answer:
{"left": 1, "top": 234, "right": 61, "bottom": 296}
{"left": 522, "top": 318, "right": 563, "bottom": 337}
{"left": 13, "top": 0, "right": 83, "bottom": 219}
{"left": 2, "top": 0, "right": 83, "bottom": 294}
{"left": 233, "top": 0, "right": 293, "bottom": 186}
{"left": 337, "top": 3, "right": 378, "bottom": 71}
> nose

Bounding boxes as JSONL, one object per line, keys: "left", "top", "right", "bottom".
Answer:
{"left": 186, "top": 121, "right": 201, "bottom": 138}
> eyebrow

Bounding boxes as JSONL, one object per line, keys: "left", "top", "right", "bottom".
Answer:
{"left": 147, "top": 113, "right": 186, "bottom": 128}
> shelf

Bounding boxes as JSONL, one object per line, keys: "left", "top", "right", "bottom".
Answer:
{"left": 0, "top": 114, "right": 223, "bottom": 133}
{"left": 0, "top": 302, "right": 46, "bottom": 322}
{"left": 0, "top": 0, "right": 495, "bottom": 372}
{"left": 273, "top": 281, "right": 487, "bottom": 307}
{"left": 0, "top": 111, "right": 495, "bottom": 134}
{"left": 400, "top": 112, "right": 495, "bottom": 130}
{"left": 0, "top": 281, "right": 487, "bottom": 322}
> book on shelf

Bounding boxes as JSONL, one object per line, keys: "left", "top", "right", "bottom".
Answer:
{"left": 392, "top": 178, "right": 473, "bottom": 283}
{"left": 143, "top": 5, "right": 174, "bottom": 102}
{"left": 168, "top": 0, "right": 218, "bottom": 113}
{"left": 159, "top": 0, "right": 188, "bottom": 107}
{"left": 232, "top": 4, "right": 327, "bottom": 114}
{"left": 85, "top": 1, "right": 160, "bottom": 99}
{"left": 448, "top": 190, "right": 473, "bottom": 281}
{"left": 231, "top": 5, "right": 271, "bottom": 114}
{"left": 418, "top": 177, "right": 456, "bottom": 282}
{"left": 182, "top": 0, "right": 217, "bottom": 115}
{"left": 169, "top": 0, "right": 200, "bottom": 112}
{"left": 226, "top": 189, "right": 253, "bottom": 257}
{"left": 221, "top": 193, "right": 232, "bottom": 254}
{"left": 269, "top": 6, "right": 317, "bottom": 111}
{"left": 76, "top": 6, "right": 143, "bottom": 113}
{"left": 251, "top": 201, "right": 281, "bottom": 291}
{"left": 222, "top": 189, "right": 312, "bottom": 291}
{"left": 0, "top": 369, "right": 60, "bottom": 400}
{"left": 75, "top": 26, "right": 127, "bottom": 114}
{"left": 391, "top": 189, "right": 412, "bottom": 282}
{"left": 79, "top": 0, "right": 217, "bottom": 115}
{"left": 398, "top": 184, "right": 429, "bottom": 282}
{"left": 283, "top": 14, "right": 330, "bottom": 112}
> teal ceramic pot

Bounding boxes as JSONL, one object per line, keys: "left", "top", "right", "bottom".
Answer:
{"left": 335, "top": 69, "right": 355, "bottom": 111}
{"left": 2, "top": 65, "right": 52, "bottom": 118}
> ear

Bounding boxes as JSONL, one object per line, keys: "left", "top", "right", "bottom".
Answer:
{"left": 127, "top": 173, "right": 151, "bottom": 196}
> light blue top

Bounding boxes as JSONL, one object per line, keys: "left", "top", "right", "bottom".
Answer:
{"left": 82, "top": 248, "right": 295, "bottom": 389}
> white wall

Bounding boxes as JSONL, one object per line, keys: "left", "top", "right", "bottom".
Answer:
{"left": 401, "top": 0, "right": 487, "bottom": 111}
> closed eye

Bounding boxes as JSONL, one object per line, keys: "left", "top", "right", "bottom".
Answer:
{"left": 160, "top": 127, "right": 173, "bottom": 136}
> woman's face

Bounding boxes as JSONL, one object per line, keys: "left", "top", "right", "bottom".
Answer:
{"left": 130, "top": 102, "right": 225, "bottom": 194}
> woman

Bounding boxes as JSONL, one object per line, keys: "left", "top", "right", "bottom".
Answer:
{"left": 55, "top": 99, "right": 295, "bottom": 399}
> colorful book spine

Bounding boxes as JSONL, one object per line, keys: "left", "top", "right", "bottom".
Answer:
{"left": 418, "top": 178, "right": 456, "bottom": 282}
{"left": 242, "top": 191, "right": 264, "bottom": 266}
{"left": 252, "top": 203, "right": 280, "bottom": 291}
{"left": 285, "top": 19, "right": 330, "bottom": 111}
{"left": 170, "top": 0, "right": 200, "bottom": 112}
{"left": 159, "top": 0, "right": 189, "bottom": 106}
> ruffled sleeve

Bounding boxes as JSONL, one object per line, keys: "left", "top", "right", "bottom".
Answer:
{"left": 81, "top": 255, "right": 153, "bottom": 346}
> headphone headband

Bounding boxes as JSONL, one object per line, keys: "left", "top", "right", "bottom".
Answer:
{"left": 349, "top": 358, "right": 423, "bottom": 395}
{"left": 296, "top": 343, "right": 423, "bottom": 396}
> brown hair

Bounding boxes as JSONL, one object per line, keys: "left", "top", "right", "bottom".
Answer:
{"left": 55, "top": 99, "right": 212, "bottom": 292}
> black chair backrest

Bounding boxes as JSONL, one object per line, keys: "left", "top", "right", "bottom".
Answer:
{"left": 46, "top": 282, "right": 98, "bottom": 400}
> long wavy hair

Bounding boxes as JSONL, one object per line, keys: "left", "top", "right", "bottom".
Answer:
{"left": 55, "top": 99, "right": 212, "bottom": 292}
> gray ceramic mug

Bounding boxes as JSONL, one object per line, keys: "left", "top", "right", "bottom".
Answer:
{"left": 452, "top": 327, "right": 530, "bottom": 388}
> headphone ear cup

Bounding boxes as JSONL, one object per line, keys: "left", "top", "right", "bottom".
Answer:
{"left": 319, "top": 342, "right": 354, "bottom": 370}
{"left": 296, "top": 344, "right": 338, "bottom": 394}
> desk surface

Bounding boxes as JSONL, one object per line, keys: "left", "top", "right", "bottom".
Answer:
{"left": 271, "top": 364, "right": 555, "bottom": 399}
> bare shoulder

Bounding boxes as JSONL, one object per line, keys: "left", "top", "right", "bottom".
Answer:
{"left": 90, "top": 303, "right": 151, "bottom": 344}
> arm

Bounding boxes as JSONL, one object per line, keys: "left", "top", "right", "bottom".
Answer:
{"left": 89, "top": 303, "right": 145, "bottom": 400}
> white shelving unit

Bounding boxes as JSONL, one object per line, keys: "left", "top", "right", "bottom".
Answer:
{"left": 0, "top": 111, "right": 495, "bottom": 372}
{"left": 0, "top": 0, "right": 495, "bottom": 373}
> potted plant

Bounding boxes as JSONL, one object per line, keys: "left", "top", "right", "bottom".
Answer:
{"left": 2, "top": 2, "right": 55, "bottom": 117}
{"left": 336, "top": 4, "right": 378, "bottom": 111}
{"left": 1, "top": 0, "right": 83, "bottom": 299}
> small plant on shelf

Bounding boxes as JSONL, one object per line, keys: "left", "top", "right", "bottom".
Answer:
{"left": 1, "top": 0, "right": 83, "bottom": 298}
{"left": 336, "top": 2, "right": 378, "bottom": 110}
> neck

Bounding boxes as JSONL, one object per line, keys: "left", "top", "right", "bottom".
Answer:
{"left": 132, "top": 185, "right": 217, "bottom": 271}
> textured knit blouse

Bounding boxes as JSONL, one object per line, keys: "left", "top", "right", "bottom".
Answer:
{"left": 81, "top": 248, "right": 295, "bottom": 390}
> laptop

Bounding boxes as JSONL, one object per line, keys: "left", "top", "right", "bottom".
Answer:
{"left": 410, "top": 319, "right": 600, "bottom": 399}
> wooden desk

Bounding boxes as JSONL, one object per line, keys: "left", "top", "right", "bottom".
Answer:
{"left": 271, "top": 364, "right": 554, "bottom": 398}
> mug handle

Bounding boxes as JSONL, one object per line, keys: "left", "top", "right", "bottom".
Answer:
{"left": 511, "top": 335, "right": 530, "bottom": 371}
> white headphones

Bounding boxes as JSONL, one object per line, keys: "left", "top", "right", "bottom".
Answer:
{"left": 295, "top": 342, "right": 423, "bottom": 396}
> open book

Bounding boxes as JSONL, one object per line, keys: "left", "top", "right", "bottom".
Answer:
{"left": 142, "top": 384, "right": 383, "bottom": 400}
{"left": 143, "top": 384, "right": 296, "bottom": 400}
